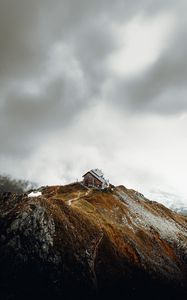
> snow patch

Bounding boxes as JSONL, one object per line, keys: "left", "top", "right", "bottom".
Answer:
{"left": 28, "top": 191, "right": 42, "bottom": 198}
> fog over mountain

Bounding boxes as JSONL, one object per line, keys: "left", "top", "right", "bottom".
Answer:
{"left": 0, "top": 0, "right": 187, "bottom": 209}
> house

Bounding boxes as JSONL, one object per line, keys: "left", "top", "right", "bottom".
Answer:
{"left": 82, "top": 169, "right": 109, "bottom": 189}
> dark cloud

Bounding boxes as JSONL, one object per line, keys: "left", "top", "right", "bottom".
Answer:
{"left": 0, "top": 73, "right": 89, "bottom": 155}
{"left": 126, "top": 43, "right": 187, "bottom": 114}
{"left": 0, "top": 0, "right": 176, "bottom": 80}
{"left": 0, "top": 0, "right": 187, "bottom": 200}
{"left": 107, "top": 1, "right": 187, "bottom": 114}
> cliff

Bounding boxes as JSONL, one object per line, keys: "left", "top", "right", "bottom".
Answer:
{"left": 0, "top": 183, "right": 187, "bottom": 299}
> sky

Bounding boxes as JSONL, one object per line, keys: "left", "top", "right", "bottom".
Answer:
{"left": 0, "top": 0, "right": 187, "bottom": 206}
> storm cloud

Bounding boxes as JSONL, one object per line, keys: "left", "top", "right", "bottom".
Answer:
{"left": 0, "top": 0, "right": 187, "bottom": 205}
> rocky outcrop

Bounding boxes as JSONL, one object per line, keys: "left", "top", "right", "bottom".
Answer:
{"left": 0, "top": 184, "right": 187, "bottom": 299}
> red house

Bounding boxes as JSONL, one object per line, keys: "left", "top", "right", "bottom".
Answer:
{"left": 82, "top": 169, "right": 109, "bottom": 189}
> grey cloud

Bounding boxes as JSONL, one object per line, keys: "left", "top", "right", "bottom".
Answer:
{"left": 0, "top": 0, "right": 186, "bottom": 194}
{"left": 0, "top": 74, "right": 89, "bottom": 156}
{"left": 0, "top": 0, "right": 175, "bottom": 80}
{"left": 107, "top": 1, "right": 187, "bottom": 115}
{"left": 0, "top": 1, "right": 49, "bottom": 81}
{"left": 0, "top": 0, "right": 116, "bottom": 157}
{"left": 128, "top": 38, "right": 187, "bottom": 114}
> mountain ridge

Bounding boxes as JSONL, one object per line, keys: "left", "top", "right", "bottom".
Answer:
{"left": 0, "top": 182, "right": 187, "bottom": 299}
{"left": 145, "top": 189, "right": 187, "bottom": 216}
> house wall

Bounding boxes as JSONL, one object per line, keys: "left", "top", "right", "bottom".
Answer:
{"left": 83, "top": 173, "right": 102, "bottom": 188}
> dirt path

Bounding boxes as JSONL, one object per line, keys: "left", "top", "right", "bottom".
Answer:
{"left": 68, "top": 189, "right": 91, "bottom": 206}
{"left": 68, "top": 192, "right": 81, "bottom": 205}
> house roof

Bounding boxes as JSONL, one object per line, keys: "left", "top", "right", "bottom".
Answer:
{"left": 83, "top": 169, "right": 107, "bottom": 184}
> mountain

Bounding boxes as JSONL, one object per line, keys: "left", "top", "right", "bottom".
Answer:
{"left": 0, "top": 183, "right": 187, "bottom": 300}
{"left": 0, "top": 175, "right": 35, "bottom": 194}
{"left": 146, "top": 190, "right": 187, "bottom": 216}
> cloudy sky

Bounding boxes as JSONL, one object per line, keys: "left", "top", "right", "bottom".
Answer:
{"left": 0, "top": 0, "right": 187, "bottom": 206}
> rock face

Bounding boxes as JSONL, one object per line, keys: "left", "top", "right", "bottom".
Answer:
{"left": 0, "top": 184, "right": 187, "bottom": 300}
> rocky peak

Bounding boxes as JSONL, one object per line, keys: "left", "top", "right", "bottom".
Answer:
{"left": 0, "top": 183, "right": 187, "bottom": 299}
